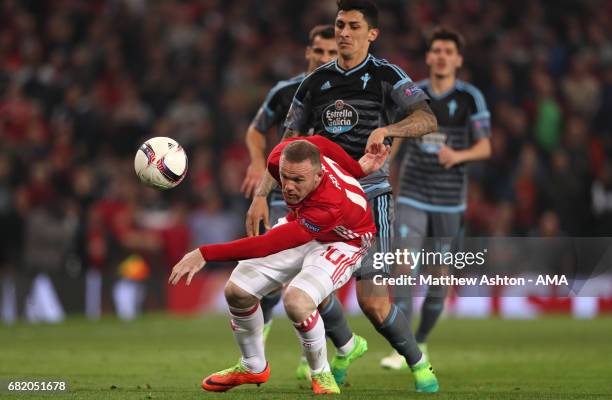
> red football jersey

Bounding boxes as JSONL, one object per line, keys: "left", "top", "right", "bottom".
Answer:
{"left": 268, "top": 136, "right": 376, "bottom": 247}
{"left": 200, "top": 136, "right": 375, "bottom": 261}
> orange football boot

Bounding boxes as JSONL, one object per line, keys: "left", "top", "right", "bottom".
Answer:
{"left": 202, "top": 362, "right": 270, "bottom": 392}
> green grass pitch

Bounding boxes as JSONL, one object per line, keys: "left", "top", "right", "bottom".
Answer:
{"left": 1, "top": 314, "right": 611, "bottom": 399}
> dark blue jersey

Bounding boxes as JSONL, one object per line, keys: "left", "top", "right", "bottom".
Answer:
{"left": 397, "top": 79, "right": 491, "bottom": 211}
{"left": 285, "top": 54, "right": 428, "bottom": 199}
{"left": 252, "top": 73, "right": 306, "bottom": 140}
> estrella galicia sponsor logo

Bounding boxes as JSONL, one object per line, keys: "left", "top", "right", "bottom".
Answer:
{"left": 322, "top": 100, "right": 359, "bottom": 134}
{"left": 299, "top": 217, "right": 321, "bottom": 233}
{"left": 419, "top": 132, "right": 447, "bottom": 154}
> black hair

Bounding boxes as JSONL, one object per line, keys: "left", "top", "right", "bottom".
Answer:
{"left": 428, "top": 26, "right": 465, "bottom": 53}
{"left": 309, "top": 25, "right": 335, "bottom": 44}
{"left": 336, "top": 0, "right": 379, "bottom": 28}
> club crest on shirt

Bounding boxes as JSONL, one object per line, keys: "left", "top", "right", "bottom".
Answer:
{"left": 447, "top": 99, "right": 458, "bottom": 117}
{"left": 322, "top": 99, "right": 359, "bottom": 134}
{"left": 419, "top": 132, "right": 447, "bottom": 154}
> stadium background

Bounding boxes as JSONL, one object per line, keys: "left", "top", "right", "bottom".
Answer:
{"left": 1, "top": 1, "right": 611, "bottom": 399}
{"left": 1, "top": 0, "right": 612, "bottom": 318}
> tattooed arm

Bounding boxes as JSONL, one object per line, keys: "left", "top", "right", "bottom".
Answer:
{"left": 386, "top": 101, "right": 437, "bottom": 138}
{"left": 365, "top": 100, "right": 438, "bottom": 153}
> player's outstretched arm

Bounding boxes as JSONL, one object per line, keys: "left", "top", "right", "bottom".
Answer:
{"left": 241, "top": 125, "right": 267, "bottom": 198}
{"left": 170, "top": 222, "right": 315, "bottom": 284}
{"left": 169, "top": 249, "right": 207, "bottom": 286}
{"left": 366, "top": 101, "right": 438, "bottom": 153}
{"left": 245, "top": 170, "right": 277, "bottom": 236}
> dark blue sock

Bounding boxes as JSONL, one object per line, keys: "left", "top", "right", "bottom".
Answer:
{"left": 319, "top": 295, "right": 352, "bottom": 348}
{"left": 376, "top": 304, "right": 422, "bottom": 366}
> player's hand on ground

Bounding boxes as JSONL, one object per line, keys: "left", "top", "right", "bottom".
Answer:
{"left": 359, "top": 143, "right": 391, "bottom": 174}
{"left": 168, "top": 249, "right": 207, "bottom": 286}
{"left": 240, "top": 161, "right": 266, "bottom": 198}
{"left": 438, "top": 145, "right": 462, "bottom": 169}
{"left": 245, "top": 196, "right": 270, "bottom": 237}
{"left": 365, "top": 127, "right": 389, "bottom": 154}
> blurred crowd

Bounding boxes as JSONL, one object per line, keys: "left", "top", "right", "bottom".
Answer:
{"left": 1, "top": 0, "right": 612, "bottom": 318}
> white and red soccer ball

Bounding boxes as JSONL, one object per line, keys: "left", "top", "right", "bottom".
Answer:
{"left": 134, "top": 137, "right": 188, "bottom": 190}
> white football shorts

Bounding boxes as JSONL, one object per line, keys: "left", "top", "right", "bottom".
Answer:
{"left": 229, "top": 239, "right": 370, "bottom": 306}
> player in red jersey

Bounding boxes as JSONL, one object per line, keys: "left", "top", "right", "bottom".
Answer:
{"left": 169, "top": 136, "right": 389, "bottom": 395}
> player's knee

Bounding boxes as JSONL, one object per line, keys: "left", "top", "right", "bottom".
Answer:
{"left": 283, "top": 286, "right": 316, "bottom": 323}
{"left": 358, "top": 296, "right": 390, "bottom": 325}
{"left": 224, "top": 281, "right": 258, "bottom": 309}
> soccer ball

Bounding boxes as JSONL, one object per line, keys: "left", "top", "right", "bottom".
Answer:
{"left": 134, "top": 137, "right": 188, "bottom": 189}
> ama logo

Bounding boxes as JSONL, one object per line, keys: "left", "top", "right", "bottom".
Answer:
{"left": 322, "top": 100, "right": 359, "bottom": 134}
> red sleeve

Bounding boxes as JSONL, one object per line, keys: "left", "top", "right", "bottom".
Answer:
{"left": 306, "top": 135, "right": 366, "bottom": 179}
{"left": 199, "top": 221, "right": 314, "bottom": 261}
{"left": 297, "top": 205, "right": 339, "bottom": 236}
